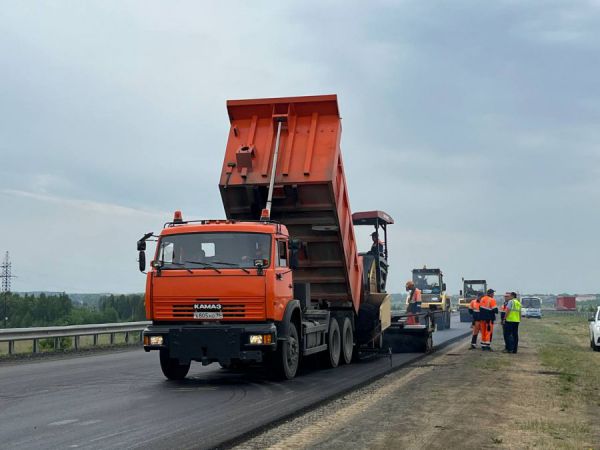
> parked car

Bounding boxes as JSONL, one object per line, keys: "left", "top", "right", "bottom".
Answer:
{"left": 522, "top": 296, "right": 542, "bottom": 319}
{"left": 589, "top": 306, "right": 600, "bottom": 352}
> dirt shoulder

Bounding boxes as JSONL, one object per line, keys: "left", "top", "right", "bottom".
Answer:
{"left": 235, "top": 317, "right": 599, "bottom": 449}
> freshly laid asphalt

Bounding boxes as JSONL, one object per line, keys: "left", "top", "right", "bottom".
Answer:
{"left": 0, "top": 316, "right": 470, "bottom": 449}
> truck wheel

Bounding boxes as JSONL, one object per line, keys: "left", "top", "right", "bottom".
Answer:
{"left": 340, "top": 317, "right": 354, "bottom": 364}
{"left": 159, "top": 349, "right": 190, "bottom": 380}
{"left": 323, "top": 318, "right": 341, "bottom": 368}
{"left": 445, "top": 311, "right": 451, "bottom": 329}
{"left": 271, "top": 322, "right": 300, "bottom": 380}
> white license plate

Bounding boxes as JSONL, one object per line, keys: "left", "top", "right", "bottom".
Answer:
{"left": 193, "top": 311, "right": 223, "bottom": 320}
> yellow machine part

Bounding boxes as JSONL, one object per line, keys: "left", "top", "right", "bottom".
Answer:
{"left": 365, "top": 292, "right": 391, "bottom": 332}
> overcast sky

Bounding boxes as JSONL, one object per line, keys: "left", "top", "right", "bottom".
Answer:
{"left": 1, "top": 1, "right": 599, "bottom": 295}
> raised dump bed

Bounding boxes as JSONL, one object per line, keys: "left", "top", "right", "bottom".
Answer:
{"left": 219, "top": 95, "right": 362, "bottom": 311}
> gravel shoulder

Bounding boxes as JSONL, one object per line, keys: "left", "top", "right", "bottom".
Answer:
{"left": 235, "top": 317, "right": 599, "bottom": 450}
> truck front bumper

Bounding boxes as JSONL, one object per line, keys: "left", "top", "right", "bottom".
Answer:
{"left": 143, "top": 323, "right": 278, "bottom": 364}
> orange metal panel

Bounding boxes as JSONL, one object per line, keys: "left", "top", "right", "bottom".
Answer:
{"left": 219, "top": 95, "right": 363, "bottom": 312}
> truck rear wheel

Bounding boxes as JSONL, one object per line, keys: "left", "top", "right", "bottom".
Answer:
{"left": 324, "top": 318, "right": 341, "bottom": 368}
{"left": 270, "top": 322, "right": 300, "bottom": 380}
{"left": 159, "top": 349, "right": 191, "bottom": 380}
{"left": 340, "top": 317, "right": 354, "bottom": 364}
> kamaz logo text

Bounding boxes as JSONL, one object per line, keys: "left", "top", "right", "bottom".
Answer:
{"left": 193, "top": 304, "right": 222, "bottom": 311}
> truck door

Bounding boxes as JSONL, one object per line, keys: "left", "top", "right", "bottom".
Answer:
{"left": 274, "top": 239, "right": 293, "bottom": 320}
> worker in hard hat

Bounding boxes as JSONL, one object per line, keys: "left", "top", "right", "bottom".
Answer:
{"left": 369, "top": 232, "right": 384, "bottom": 256}
{"left": 479, "top": 289, "right": 498, "bottom": 351}
{"left": 468, "top": 294, "right": 482, "bottom": 349}
{"left": 405, "top": 280, "right": 422, "bottom": 324}
{"left": 504, "top": 292, "right": 522, "bottom": 353}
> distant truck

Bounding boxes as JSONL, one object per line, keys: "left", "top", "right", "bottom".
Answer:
{"left": 457, "top": 279, "right": 487, "bottom": 323}
{"left": 411, "top": 267, "right": 451, "bottom": 330}
{"left": 521, "top": 296, "right": 542, "bottom": 318}
{"left": 137, "top": 95, "right": 405, "bottom": 380}
{"left": 556, "top": 296, "right": 576, "bottom": 311}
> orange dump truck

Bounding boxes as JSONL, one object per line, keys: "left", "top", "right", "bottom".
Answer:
{"left": 138, "top": 95, "right": 394, "bottom": 380}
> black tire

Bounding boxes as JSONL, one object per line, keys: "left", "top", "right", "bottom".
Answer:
{"left": 419, "top": 334, "right": 433, "bottom": 353}
{"left": 445, "top": 310, "right": 451, "bottom": 329}
{"left": 159, "top": 349, "right": 191, "bottom": 380}
{"left": 340, "top": 317, "right": 354, "bottom": 365}
{"left": 434, "top": 311, "right": 446, "bottom": 330}
{"left": 323, "top": 318, "right": 341, "bottom": 368}
{"left": 270, "top": 322, "right": 300, "bottom": 380}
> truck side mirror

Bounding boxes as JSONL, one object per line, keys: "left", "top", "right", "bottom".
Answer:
{"left": 459, "top": 290, "right": 463, "bottom": 296}
{"left": 254, "top": 259, "right": 264, "bottom": 276}
{"left": 138, "top": 251, "right": 146, "bottom": 272}
{"left": 443, "top": 283, "right": 447, "bottom": 291}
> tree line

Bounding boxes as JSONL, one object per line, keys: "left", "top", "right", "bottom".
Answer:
{"left": 1, "top": 292, "right": 146, "bottom": 328}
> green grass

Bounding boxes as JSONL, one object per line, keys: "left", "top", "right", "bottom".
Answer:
{"left": 471, "top": 355, "right": 512, "bottom": 370}
{"left": 523, "top": 316, "right": 600, "bottom": 405}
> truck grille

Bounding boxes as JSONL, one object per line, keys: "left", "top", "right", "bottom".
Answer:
{"left": 153, "top": 297, "right": 266, "bottom": 321}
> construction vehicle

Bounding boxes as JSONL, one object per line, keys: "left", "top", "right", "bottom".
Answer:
{"left": 137, "top": 95, "right": 401, "bottom": 380}
{"left": 411, "top": 267, "right": 451, "bottom": 330}
{"left": 458, "top": 279, "right": 487, "bottom": 322}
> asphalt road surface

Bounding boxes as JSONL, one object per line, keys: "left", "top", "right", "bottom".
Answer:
{"left": 0, "top": 317, "right": 470, "bottom": 449}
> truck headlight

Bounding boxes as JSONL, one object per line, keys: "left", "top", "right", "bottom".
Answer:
{"left": 248, "top": 334, "right": 273, "bottom": 345}
{"left": 149, "top": 336, "right": 164, "bottom": 346}
{"left": 249, "top": 335, "right": 263, "bottom": 345}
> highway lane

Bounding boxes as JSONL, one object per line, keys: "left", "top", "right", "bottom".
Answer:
{"left": 0, "top": 318, "right": 470, "bottom": 449}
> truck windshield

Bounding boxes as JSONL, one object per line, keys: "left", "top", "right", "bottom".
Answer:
{"left": 157, "top": 232, "right": 271, "bottom": 269}
{"left": 465, "top": 283, "right": 485, "bottom": 298}
{"left": 522, "top": 298, "right": 541, "bottom": 308}
{"left": 413, "top": 274, "right": 441, "bottom": 294}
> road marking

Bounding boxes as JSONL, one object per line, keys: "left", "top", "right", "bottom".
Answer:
{"left": 48, "top": 419, "right": 79, "bottom": 426}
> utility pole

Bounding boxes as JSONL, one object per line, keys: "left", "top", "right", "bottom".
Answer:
{"left": 1, "top": 251, "right": 16, "bottom": 328}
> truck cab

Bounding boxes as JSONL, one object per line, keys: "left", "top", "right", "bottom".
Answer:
{"left": 411, "top": 267, "right": 451, "bottom": 330}
{"left": 141, "top": 218, "right": 298, "bottom": 378}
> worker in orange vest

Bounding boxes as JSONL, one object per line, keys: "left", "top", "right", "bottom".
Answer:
{"left": 479, "top": 289, "right": 498, "bottom": 351}
{"left": 468, "top": 295, "right": 482, "bottom": 349}
{"left": 405, "top": 280, "right": 422, "bottom": 325}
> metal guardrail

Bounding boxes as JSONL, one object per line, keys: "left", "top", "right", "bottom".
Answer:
{"left": 0, "top": 321, "right": 150, "bottom": 355}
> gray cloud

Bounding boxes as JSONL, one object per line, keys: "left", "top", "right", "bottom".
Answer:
{"left": 0, "top": 1, "right": 598, "bottom": 294}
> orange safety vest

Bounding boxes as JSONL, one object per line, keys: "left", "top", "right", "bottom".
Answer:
{"left": 469, "top": 298, "right": 481, "bottom": 320}
{"left": 479, "top": 295, "right": 498, "bottom": 321}
{"left": 409, "top": 288, "right": 422, "bottom": 303}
